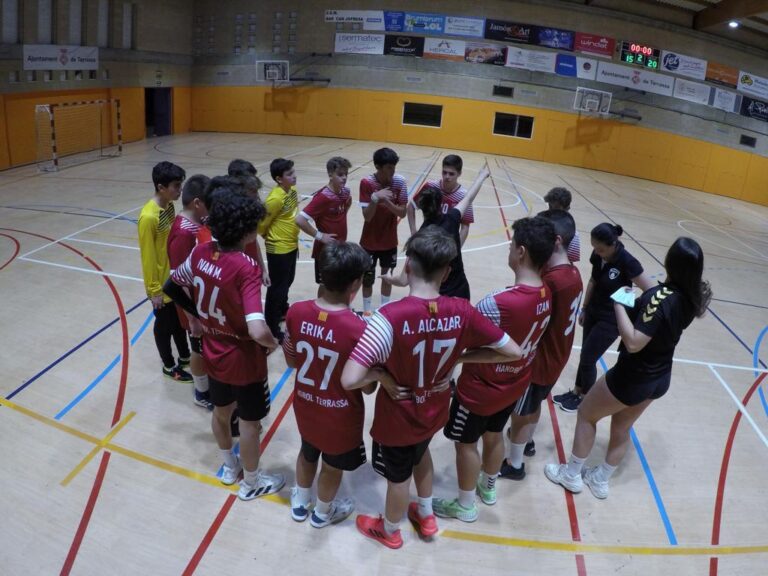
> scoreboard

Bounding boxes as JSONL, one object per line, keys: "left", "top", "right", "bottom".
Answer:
{"left": 620, "top": 41, "right": 660, "bottom": 69}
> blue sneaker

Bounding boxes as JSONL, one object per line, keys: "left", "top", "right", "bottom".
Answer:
{"left": 290, "top": 487, "right": 310, "bottom": 522}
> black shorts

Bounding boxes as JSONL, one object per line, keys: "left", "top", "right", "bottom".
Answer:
{"left": 188, "top": 335, "right": 202, "bottom": 355}
{"left": 372, "top": 438, "right": 431, "bottom": 483}
{"left": 362, "top": 248, "right": 398, "bottom": 287}
{"left": 605, "top": 365, "right": 671, "bottom": 407}
{"left": 512, "top": 382, "right": 555, "bottom": 416}
{"left": 209, "top": 377, "right": 271, "bottom": 421}
{"left": 443, "top": 397, "right": 514, "bottom": 444}
{"left": 300, "top": 438, "right": 367, "bottom": 471}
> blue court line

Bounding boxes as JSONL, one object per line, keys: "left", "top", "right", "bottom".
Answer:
{"left": 752, "top": 326, "right": 768, "bottom": 419}
{"left": 598, "top": 356, "right": 678, "bottom": 545}
{"left": 54, "top": 310, "right": 155, "bottom": 420}
{"left": 215, "top": 366, "right": 294, "bottom": 479}
{"left": 5, "top": 298, "right": 149, "bottom": 400}
{"left": 511, "top": 181, "right": 530, "bottom": 213}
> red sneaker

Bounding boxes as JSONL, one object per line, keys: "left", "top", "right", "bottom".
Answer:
{"left": 408, "top": 502, "right": 439, "bottom": 537}
{"left": 355, "top": 515, "right": 403, "bottom": 549}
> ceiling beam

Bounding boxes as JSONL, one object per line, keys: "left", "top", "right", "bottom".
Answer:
{"left": 694, "top": 0, "right": 768, "bottom": 30}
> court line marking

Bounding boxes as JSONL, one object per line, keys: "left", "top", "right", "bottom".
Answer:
{"left": 66, "top": 238, "right": 140, "bottom": 251}
{"left": 2, "top": 393, "right": 767, "bottom": 558}
{"left": 18, "top": 256, "right": 144, "bottom": 282}
{"left": 60, "top": 411, "right": 136, "bottom": 486}
{"left": 677, "top": 220, "right": 767, "bottom": 262}
{"left": 709, "top": 365, "right": 768, "bottom": 449}
{"left": 0, "top": 232, "right": 21, "bottom": 270}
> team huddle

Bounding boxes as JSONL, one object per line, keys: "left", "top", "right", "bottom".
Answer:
{"left": 137, "top": 148, "right": 711, "bottom": 549}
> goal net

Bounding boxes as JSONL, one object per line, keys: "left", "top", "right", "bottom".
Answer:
{"left": 35, "top": 99, "right": 122, "bottom": 172}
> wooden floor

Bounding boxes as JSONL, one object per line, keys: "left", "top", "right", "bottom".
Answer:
{"left": 1, "top": 133, "right": 767, "bottom": 576}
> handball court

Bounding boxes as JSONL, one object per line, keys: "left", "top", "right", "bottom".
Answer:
{"left": 0, "top": 133, "right": 766, "bottom": 576}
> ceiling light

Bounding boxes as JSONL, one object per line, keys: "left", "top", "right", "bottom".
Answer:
{"left": 728, "top": 20, "right": 739, "bottom": 28}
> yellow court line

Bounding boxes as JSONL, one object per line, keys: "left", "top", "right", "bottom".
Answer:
{"left": 60, "top": 411, "right": 136, "bottom": 486}
{"left": 1, "top": 395, "right": 766, "bottom": 557}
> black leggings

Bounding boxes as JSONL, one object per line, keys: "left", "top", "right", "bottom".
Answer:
{"left": 153, "top": 303, "right": 190, "bottom": 368}
{"left": 265, "top": 250, "right": 297, "bottom": 337}
{"left": 574, "top": 312, "right": 619, "bottom": 395}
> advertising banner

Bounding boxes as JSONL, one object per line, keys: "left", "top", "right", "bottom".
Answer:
{"left": 556, "top": 54, "right": 577, "bottom": 77}
{"left": 574, "top": 33, "right": 615, "bottom": 58}
{"left": 23, "top": 44, "right": 99, "bottom": 70}
{"left": 403, "top": 12, "right": 445, "bottom": 34}
{"left": 325, "top": 10, "right": 385, "bottom": 31}
{"left": 383, "top": 11, "right": 405, "bottom": 32}
{"left": 484, "top": 19, "right": 534, "bottom": 44}
{"left": 444, "top": 16, "right": 485, "bottom": 38}
{"left": 506, "top": 47, "right": 557, "bottom": 73}
{"left": 423, "top": 37, "right": 466, "bottom": 61}
{"left": 672, "top": 78, "right": 711, "bottom": 105}
{"left": 705, "top": 61, "right": 738, "bottom": 88}
{"left": 660, "top": 51, "right": 707, "bottom": 80}
{"left": 334, "top": 33, "right": 385, "bottom": 55}
{"left": 710, "top": 88, "right": 739, "bottom": 113}
{"left": 740, "top": 95, "right": 768, "bottom": 123}
{"left": 384, "top": 35, "right": 424, "bottom": 57}
{"left": 465, "top": 42, "right": 506, "bottom": 66}
{"left": 536, "top": 27, "right": 574, "bottom": 51}
{"left": 577, "top": 57, "right": 597, "bottom": 80}
{"left": 596, "top": 61, "right": 673, "bottom": 96}
{"left": 737, "top": 71, "right": 768, "bottom": 100}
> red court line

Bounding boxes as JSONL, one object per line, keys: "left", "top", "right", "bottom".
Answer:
{"left": 0, "top": 232, "right": 21, "bottom": 270}
{"left": 182, "top": 394, "right": 295, "bottom": 575}
{"left": 709, "top": 372, "right": 767, "bottom": 576}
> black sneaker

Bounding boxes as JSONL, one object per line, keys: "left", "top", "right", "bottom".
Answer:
{"left": 178, "top": 356, "right": 191, "bottom": 369}
{"left": 524, "top": 440, "right": 536, "bottom": 457}
{"left": 552, "top": 390, "right": 576, "bottom": 407}
{"left": 163, "top": 365, "right": 193, "bottom": 382}
{"left": 498, "top": 460, "right": 526, "bottom": 480}
{"left": 558, "top": 393, "right": 583, "bottom": 413}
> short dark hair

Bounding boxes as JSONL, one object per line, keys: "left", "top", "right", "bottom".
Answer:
{"left": 512, "top": 216, "right": 556, "bottom": 270}
{"left": 591, "top": 222, "right": 623, "bottom": 246}
{"left": 537, "top": 209, "right": 575, "bottom": 248}
{"left": 417, "top": 187, "right": 443, "bottom": 222}
{"left": 227, "top": 159, "right": 257, "bottom": 178}
{"left": 152, "top": 161, "right": 186, "bottom": 192}
{"left": 442, "top": 154, "right": 463, "bottom": 173}
{"left": 373, "top": 147, "right": 399, "bottom": 167}
{"left": 230, "top": 174, "right": 263, "bottom": 197}
{"left": 327, "top": 156, "right": 352, "bottom": 174}
{"left": 270, "top": 158, "right": 294, "bottom": 182}
{"left": 544, "top": 187, "right": 572, "bottom": 210}
{"left": 320, "top": 242, "right": 372, "bottom": 293}
{"left": 181, "top": 174, "right": 211, "bottom": 207}
{"left": 206, "top": 187, "right": 265, "bottom": 249}
{"left": 204, "top": 175, "right": 239, "bottom": 211}
{"left": 405, "top": 226, "right": 457, "bottom": 281}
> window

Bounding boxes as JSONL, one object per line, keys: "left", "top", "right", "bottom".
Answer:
{"left": 493, "top": 112, "right": 534, "bottom": 139}
{"left": 403, "top": 103, "right": 442, "bottom": 128}
{"left": 69, "top": 0, "right": 82, "bottom": 44}
{"left": 2, "top": 0, "right": 20, "bottom": 43}
{"left": 739, "top": 134, "right": 756, "bottom": 148}
{"left": 493, "top": 85, "right": 514, "bottom": 98}
{"left": 122, "top": 2, "right": 135, "bottom": 49}
{"left": 97, "top": 0, "right": 110, "bottom": 47}
{"left": 37, "top": 0, "right": 53, "bottom": 43}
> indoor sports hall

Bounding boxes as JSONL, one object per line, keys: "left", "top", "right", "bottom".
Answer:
{"left": 0, "top": 2, "right": 766, "bottom": 575}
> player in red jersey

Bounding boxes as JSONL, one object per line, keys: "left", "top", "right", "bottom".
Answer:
{"left": 341, "top": 226, "right": 522, "bottom": 549}
{"left": 407, "top": 154, "right": 474, "bottom": 246}
{"left": 165, "top": 187, "right": 284, "bottom": 501}
{"left": 296, "top": 157, "right": 353, "bottom": 295}
{"left": 283, "top": 242, "right": 376, "bottom": 528}
{"left": 167, "top": 174, "right": 212, "bottom": 410}
{"left": 358, "top": 147, "right": 408, "bottom": 316}
{"left": 501, "top": 210, "right": 584, "bottom": 479}
{"left": 432, "top": 216, "right": 555, "bottom": 522}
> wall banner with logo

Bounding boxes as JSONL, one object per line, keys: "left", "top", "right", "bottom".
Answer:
{"left": 577, "top": 57, "right": 598, "bottom": 80}
{"left": 596, "top": 61, "right": 674, "bottom": 97}
{"left": 556, "top": 54, "right": 577, "bottom": 77}
{"left": 705, "top": 61, "right": 738, "bottom": 88}
{"left": 740, "top": 95, "right": 768, "bottom": 123}
{"left": 403, "top": 12, "right": 445, "bottom": 34}
{"left": 423, "top": 37, "right": 466, "bottom": 61}
{"left": 325, "top": 10, "right": 386, "bottom": 31}
{"left": 506, "top": 47, "right": 557, "bottom": 73}
{"left": 23, "top": 44, "right": 99, "bottom": 70}
{"left": 737, "top": 71, "right": 768, "bottom": 100}
{"left": 574, "top": 33, "right": 615, "bottom": 58}
{"left": 384, "top": 35, "right": 424, "bottom": 57}
{"left": 660, "top": 51, "right": 707, "bottom": 81}
{"left": 334, "top": 33, "right": 385, "bottom": 55}
{"left": 484, "top": 19, "right": 534, "bottom": 44}
{"left": 672, "top": 78, "right": 711, "bottom": 105}
{"left": 443, "top": 16, "right": 485, "bottom": 38}
{"left": 710, "top": 88, "right": 739, "bottom": 113}
{"left": 536, "top": 27, "right": 574, "bottom": 51}
{"left": 465, "top": 42, "right": 506, "bottom": 66}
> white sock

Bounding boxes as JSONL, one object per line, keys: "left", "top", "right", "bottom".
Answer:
{"left": 221, "top": 449, "right": 237, "bottom": 469}
{"left": 295, "top": 486, "right": 312, "bottom": 507}
{"left": 383, "top": 517, "right": 400, "bottom": 535}
{"left": 363, "top": 297, "right": 373, "bottom": 313}
{"left": 480, "top": 471, "right": 496, "bottom": 490}
{"left": 597, "top": 462, "right": 617, "bottom": 481}
{"left": 566, "top": 454, "right": 586, "bottom": 477}
{"left": 380, "top": 295, "right": 390, "bottom": 307}
{"left": 458, "top": 489, "right": 475, "bottom": 509}
{"left": 243, "top": 468, "right": 258, "bottom": 486}
{"left": 507, "top": 442, "right": 526, "bottom": 468}
{"left": 315, "top": 498, "right": 332, "bottom": 518}
{"left": 192, "top": 374, "right": 209, "bottom": 393}
{"left": 417, "top": 496, "right": 432, "bottom": 517}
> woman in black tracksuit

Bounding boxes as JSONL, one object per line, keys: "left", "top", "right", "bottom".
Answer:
{"left": 545, "top": 237, "right": 711, "bottom": 499}
{"left": 554, "top": 223, "right": 654, "bottom": 412}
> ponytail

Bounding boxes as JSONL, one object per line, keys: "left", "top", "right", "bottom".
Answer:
{"left": 591, "top": 222, "right": 623, "bottom": 246}
{"left": 664, "top": 237, "right": 712, "bottom": 318}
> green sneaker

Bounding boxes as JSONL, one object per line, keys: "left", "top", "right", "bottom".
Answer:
{"left": 476, "top": 477, "right": 497, "bottom": 506}
{"left": 432, "top": 498, "right": 478, "bottom": 523}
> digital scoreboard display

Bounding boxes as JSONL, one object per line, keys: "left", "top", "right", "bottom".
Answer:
{"left": 620, "top": 41, "right": 660, "bottom": 69}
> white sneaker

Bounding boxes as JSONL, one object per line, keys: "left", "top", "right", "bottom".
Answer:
{"left": 220, "top": 458, "right": 242, "bottom": 485}
{"left": 544, "top": 463, "right": 583, "bottom": 493}
{"left": 309, "top": 497, "right": 354, "bottom": 528}
{"left": 238, "top": 470, "right": 285, "bottom": 501}
{"left": 290, "top": 486, "right": 311, "bottom": 522}
{"left": 582, "top": 466, "right": 609, "bottom": 499}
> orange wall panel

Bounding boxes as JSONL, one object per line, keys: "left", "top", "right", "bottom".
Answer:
{"left": 0, "top": 95, "right": 9, "bottom": 170}
{"left": 741, "top": 155, "right": 768, "bottom": 205}
{"left": 109, "top": 87, "right": 145, "bottom": 143}
{"left": 173, "top": 87, "right": 191, "bottom": 134}
{"left": 702, "top": 147, "right": 751, "bottom": 200}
